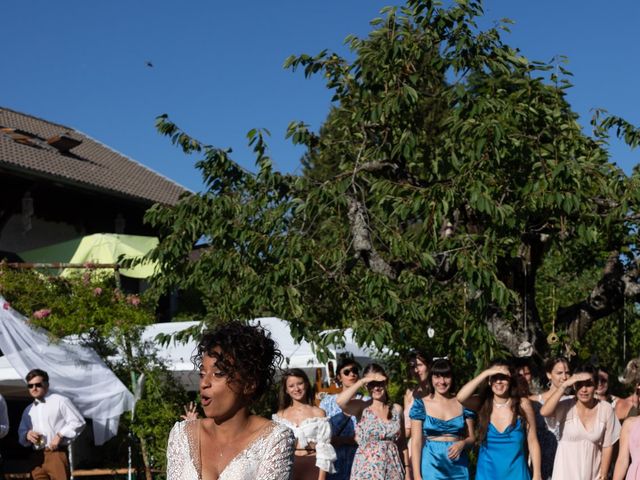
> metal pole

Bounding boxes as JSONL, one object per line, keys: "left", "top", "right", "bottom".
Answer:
{"left": 69, "top": 443, "right": 74, "bottom": 480}
{"left": 5, "top": 262, "right": 120, "bottom": 269}
{"left": 128, "top": 371, "right": 136, "bottom": 480}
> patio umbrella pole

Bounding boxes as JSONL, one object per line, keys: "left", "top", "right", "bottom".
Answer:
{"left": 129, "top": 371, "right": 146, "bottom": 480}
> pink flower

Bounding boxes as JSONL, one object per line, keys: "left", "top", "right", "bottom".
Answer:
{"left": 2, "top": 302, "right": 9, "bottom": 310}
{"left": 33, "top": 309, "right": 51, "bottom": 319}
{"left": 126, "top": 295, "right": 141, "bottom": 307}
{"left": 93, "top": 287, "right": 103, "bottom": 296}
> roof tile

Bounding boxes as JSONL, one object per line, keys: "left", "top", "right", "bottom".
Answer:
{"left": 0, "top": 107, "right": 188, "bottom": 205}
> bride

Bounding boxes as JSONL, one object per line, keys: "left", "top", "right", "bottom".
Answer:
{"left": 166, "top": 322, "right": 295, "bottom": 479}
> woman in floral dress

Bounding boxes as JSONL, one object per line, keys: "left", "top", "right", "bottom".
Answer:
{"left": 336, "top": 363, "right": 409, "bottom": 480}
{"left": 320, "top": 356, "right": 367, "bottom": 480}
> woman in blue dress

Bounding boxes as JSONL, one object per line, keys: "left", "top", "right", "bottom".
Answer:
{"left": 456, "top": 359, "right": 542, "bottom": 480}
{"left": 409, "top": 358, "right": 475, "bottom": 480}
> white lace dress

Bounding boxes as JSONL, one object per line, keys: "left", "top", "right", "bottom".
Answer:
{"left": 272, "top": 414, "right": 337, "bottom": 473}
{"left": 166, "top": 419, "right": 295, "bottom": 480}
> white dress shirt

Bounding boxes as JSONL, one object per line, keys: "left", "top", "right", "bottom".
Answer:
{"left": 0, "top": 394, "right": 8, "bottom": 439}
{"left": 18, "top": 392, "right": 86, "bottom": 448}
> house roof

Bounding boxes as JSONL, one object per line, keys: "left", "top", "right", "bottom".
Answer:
{"left": 0, "top": 107, "right": 188, "bottom": 205}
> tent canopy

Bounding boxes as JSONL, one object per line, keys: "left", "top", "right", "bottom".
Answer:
{"left": 2, "top": 318, "right": 375, "bottom": 394}
{"left": 19, "top": 233, "right": 158, "bottom": 278}
{"left": 143, "top": 317, "right": 378, "bottom": 390}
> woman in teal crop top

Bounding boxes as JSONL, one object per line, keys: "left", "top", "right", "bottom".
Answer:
{"left": 409, "top": 358, "right": 475, "bottom": 480}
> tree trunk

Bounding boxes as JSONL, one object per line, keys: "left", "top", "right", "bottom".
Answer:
{"left": 139, "top": 437, "right": 153, "bottom": 480}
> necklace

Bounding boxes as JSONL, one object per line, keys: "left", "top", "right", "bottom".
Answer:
{"left": 202, "top": 420, "right": 250, "bottom": 458}
{"left": 493, "top": 398, "right": 511, "bottom": 408}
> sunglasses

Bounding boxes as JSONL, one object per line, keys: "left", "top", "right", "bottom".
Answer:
{"left": 367, "top": 380, "right": 387, "bottom": 389}
{"left": 27, "top": 382, "right": 44, "bottom": 389}
{"left": 489, "top": 374, "right": 510, "bottom": 383}
{"left": 341, "top": 367, "right": 359, "bottom": 376}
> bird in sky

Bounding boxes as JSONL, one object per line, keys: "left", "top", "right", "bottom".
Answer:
{"left": 145, "top": 61, "right": 154, "bottom": 68}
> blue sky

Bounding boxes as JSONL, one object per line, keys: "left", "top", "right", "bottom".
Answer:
{"left": 2, "top": 1, "right": 638, "bottom": 192}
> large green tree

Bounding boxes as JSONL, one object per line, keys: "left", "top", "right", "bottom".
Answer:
{"left": 143, "top": 0, "right": 640, "bottom": 366}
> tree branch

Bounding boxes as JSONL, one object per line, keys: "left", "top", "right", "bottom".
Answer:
{"left": 485, "top": 310, "right": 537, "bottom": 358}
{"left": 555, "top": 252, "right": 639, "bottom": 341}
{"left": 347, "top": 196, "right": 398, "bottom": 280}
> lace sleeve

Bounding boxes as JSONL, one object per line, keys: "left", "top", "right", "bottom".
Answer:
{"left": 166, "top": 422, "right": 188, "bottom": 480}
{"left": 314, "top": 417, "right": 337, "bottom": 474}
{"left": 255, "top": 424, "right": 295, "bottom": 480}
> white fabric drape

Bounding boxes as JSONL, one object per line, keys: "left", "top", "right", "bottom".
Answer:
{"left": 0, "top": 295, "right": 134, "bottom": 445}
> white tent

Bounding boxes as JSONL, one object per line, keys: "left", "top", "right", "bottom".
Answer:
{"left": 0, "top": 355, "right": 26, "bottom": 397}
{"left": 142, "top": 317, "right": 378, "bottom": 390}
{"left": 0, "top": 315, "right": 378, "bottom": 402}
{"left": 255, "top": 317, "right": 377, "bottom": 379}
{"left": 140, "top": 321, "right": 201, "bottom": 391}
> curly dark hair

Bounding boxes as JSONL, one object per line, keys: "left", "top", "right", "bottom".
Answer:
{"left": 193, "top": 321, "right": 283, "bottom": 402}
{"left": 278, "top": 368, "right": 314, "bottom": 410}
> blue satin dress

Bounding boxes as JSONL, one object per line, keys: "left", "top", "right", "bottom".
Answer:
{"left": 409, "top": 398, "right": 475, "bottom": 480}
{"left": 475, "top": 418, "right": 531, "bottom": 480}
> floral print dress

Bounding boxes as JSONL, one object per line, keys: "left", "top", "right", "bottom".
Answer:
{"left": 350, "top": 406, "right": 405, "bottom": 480}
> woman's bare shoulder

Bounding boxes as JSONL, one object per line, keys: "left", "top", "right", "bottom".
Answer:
{"left": 310, "top": 406, "right": 326, "bottom": 418}
{"left": 622, "top": 415, "right": 639, "bottom": 431}
{"left": 249, "top": 415, "right": 274, "bottom": 431}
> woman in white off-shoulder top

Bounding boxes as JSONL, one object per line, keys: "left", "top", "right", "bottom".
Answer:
{"left": 167, "top": 322, "right": 295, "bottom": 480}
{"left": 273, "top": 368, "right": 337, "bottom": 480}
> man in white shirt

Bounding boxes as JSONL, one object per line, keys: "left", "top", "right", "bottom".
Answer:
{"left": 18, "top": 369, "right": 85, "bottom": 480}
